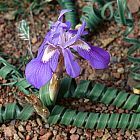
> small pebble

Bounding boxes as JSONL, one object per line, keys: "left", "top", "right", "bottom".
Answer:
{"left": 55, "top": 134, "right": 65, "bottom": 140}
{"left": 84, "top": 99, "right": 89, "bottom": 103}
{"left": 80, "top": 135, "right": 86, "bottom": 140}
{"left": 84, "top": 130, "right": 91, "bottom": 138}
{"left": 62, "top": 131, "right": 67, "bottom": 137}
{"left": 18, "top": 132, "right": 25, "bottom": 139}
{"left": 118, "top": 109, "right": 124, "bottom": 113}
{"left": 18, "top": 125, "right": 25, "bottom": 132}
{"left": 39, "top": 131, "right": 53, "bottom": 140}
{"left": 112, "top": 72, "right": 121, "bottom": 79}
{"left": 117, "top": 68, "right": 125, "bottom": 74}
{"left": 129, "top": 135, "right": 136, "bottom": 140}
{"left": 101, "top": 73, "right": 109, "bottom": 80}
{"left": 125, "top": 130, "right": 131, "bottom": 137}
{"left": 36, "top": 118, "right": 42, "bottom": 126}
{"left": 13, "top": 134, "right": 20, "bottom": 140}
{"left": 25, "top": 135, "right": 30, "bottom": 140}
{"left": 94, "top": 130, "right": 103, "bottom": 138}
{"left": 77, "top": 128, "right": 83, "bottom": 135}
{"left": 70, "top": 134, "right": 79, "bottom": 140}
{"left": 45, "top": 123, "right": 50, "bottom": 129}
{"left": 135, "top": 131, "right": 140, "bottom": 137}
{"left": 70, "top": 127, "right": 77, "bottom": 134}
{"left": 26, "top": 124, "right": 32, "bottom": 131}
{"left": 52, "top": 129, "right": 58, "bottom": 136}
{"left": 39, "top": 128, "right": 46, "bottom": 136}
{"left": 32, "top": 136, "right": 38, "bottom": 140}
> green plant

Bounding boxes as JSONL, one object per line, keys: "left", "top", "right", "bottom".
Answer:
{"left": 1, "top": 77, "right": 140, "bottom": 130}
{"left": 0, "top": 57, "right": 37, "bottom": 95}
{"left": 0, "top": 103, "right": 34, "bottom": 123}
{"left": 0, "top": 0, "right": 140, "bottom": 131}
{"left": 82, "top": 0, "right": 140, "bottom": 88}
{"left": 48, "top": 105, "right": 140, "bottom": 130}
{"left": 0, "top": 0, "right": 53, "bottom": 18}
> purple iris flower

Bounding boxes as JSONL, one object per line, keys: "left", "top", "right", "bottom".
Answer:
{"left": 25, "top": 9, "right": 110, "bottom": 89}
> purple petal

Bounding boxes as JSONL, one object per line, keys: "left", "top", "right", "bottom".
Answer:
{"left": 73, "top": 45, "right": 90, "bottom": 60}
{"left": 69, "top": 29, "right": 88, "bottom": 35}
{"left": 73, "top": 43, "right": 110, "bottom": 69}
{"left": 50, "top": 50, "right": 60, "bottom": 72}
{"left": 76, "top": 21, "right": 86, "bottom": 37}
{"left": 37, "top": 44, "right": 51, "bottom": 61}
{"left": 64, "top": 21, "right": 86, "bottom": 48}
{"left": 62, "top": 48, "right": 81, "bottom": 78}
{"left": 58, "top": 9, "right": 72, "bottom": 21}
{"left": 90, "top": 46, "right": 110, "bottom": 69}
{"left": 25, "top": 58, "right": 52, "bottom": 89}
{"left": 65, "top": 21, "right": 71, "bottom": 30}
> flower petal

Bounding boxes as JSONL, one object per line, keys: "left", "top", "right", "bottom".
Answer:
{"left": 72, "top": 42, "right": 110, "bottom": 69}
{"left": 64, "top": 21, "right": 86, "bottom": 48}
{"left": 62, "top": 48, "right": 81, "bottom": 78}
{"left": 65, "top": 21, "right": 71, "bottom": 30}
{"left": 76, "top": 20, "right": 86, "bottom": 37}
{"left": 49, "top": 50, "right": 60, "bottom": 72}
{"left": 25, "top": 58, "right": 52, "bottom": 89}
{"left": 69, "top": 29, "right": 88, "bottom": 36}
{"left": 42, "top": 47, "right": 56, "bottom": 63}
{"left": 89, "top": 46, "right": 110, "bottom": 69}
{"left": 58, "top": 9, "right": 72, "bottom": 21}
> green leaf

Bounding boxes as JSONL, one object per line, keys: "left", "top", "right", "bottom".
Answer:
{"left": 128, "top": 114, "right": 139, "bottom": 129}
{"left": 118, "top": 114, "right": 130, "bottom": 129}
{"left": 0, "top": 107, "right": 3, "bottom": 123}
{"left": 0, "top": 65, "right": 13, "bottom": 78}
{"left": 0, "top": 57, "right": 36, "bottom": 95}
{"left": 16, "top": 104, "right": 34, "bottom": 120}
{"left": 72, "top": 80, "right": 90, "bottom": 98}
{"left": 0, "top": 3, "right": 8, "bottom": 12}
{"left": 3, "top": 103, "right": 16, "bottom": 122}
{"left": 58, "top": 77, "right": 76, "bottom": 98}
{"left": 88, "top": 83, "right": 105, "bottom": 101}
{"left": 57, "top": 0, "right": 78, "bottom": 28}
{"left": 112, "top": 91, "right": 128, "bottom": 107}
{"left": 48, "top": 105, "right": 65, "bottom": 124}
{"left": 97, "top": 114, "right": 110, "bottom": 129}
{"left": 60, "top": 109, "right": 76, "bottom": 125}
{"left": 73, "top": 112, "right": 88, "bottom": 127}
{"left": 108, "top": 114, "right": 120, "bottom": 129}
{"left": 39, "top": 83, "right": 54, "bottom": 106}
{"left": 122, "top": 94, "right": 139, "bottom": 110}
{"left": 100, "top": 87, "right": 118, "bottom": 105}
{"left": 85, "top": 113, "right": 99, "bottom": 129}
{"left": 18, "top": 20, "right": 30, "bottom": 40}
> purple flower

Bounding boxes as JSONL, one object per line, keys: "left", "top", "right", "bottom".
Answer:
{"left": 25, "top": 10, "right": 110, "bottom": 89}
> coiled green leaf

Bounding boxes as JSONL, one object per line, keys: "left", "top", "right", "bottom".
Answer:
{"left": 0, "top": 103, "right": 34, "bottom": 123}
{"left": 81, "top": 0, "right": 114, "bottom": 30}
{"left": 58, "top": 78, "right": 140, "bottom": 112}
{"left": 0, "top": 57, "right": 36, "bottom": 95}
{"left": 48, "top": 105, "right": 140, "bottom": 130}
{"left": 1, "top": 77, "right": 140, "bottom": 130}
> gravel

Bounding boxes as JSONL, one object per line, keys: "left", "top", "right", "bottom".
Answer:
{"left": 0, "top": 1, "right": 140, "bottom": 140}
